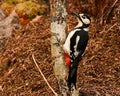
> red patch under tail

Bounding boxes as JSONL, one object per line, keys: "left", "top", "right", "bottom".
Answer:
{"left": 63, "top": 52, "right": 70, "bottom": 67}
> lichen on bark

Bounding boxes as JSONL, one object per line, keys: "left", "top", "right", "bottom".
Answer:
{"left": 50, "top": 0, "right": 68, "bottom": 95}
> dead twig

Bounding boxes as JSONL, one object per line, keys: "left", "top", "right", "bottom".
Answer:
{"left": 107, "top": 23, "right": 117, "bottom": 32}
{"left": 100, "top": 23, "right": 117, "bottom": 33}
{"left": 83, "top": 56, "right": 95, "bottom": 65}
{"left": 32, "top": 54, "right": 58, "bottom": 96}
{"left": 104, "top": 0, "right": 118, "bottom": 23}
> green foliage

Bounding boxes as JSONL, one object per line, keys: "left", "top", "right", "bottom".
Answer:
{"left": 1, "top": 0, "right": 48, "bottom": 19}
{"left": 28, "top": 14, "right": 36, "bottom": 20}
{"left": 15, "top": 1, "right": 41, "bottom": 15}
{"left": 7, "top": 0, "right": 19, "bottom": 4}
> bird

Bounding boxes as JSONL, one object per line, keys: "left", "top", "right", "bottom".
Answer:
{"left": 63, "top": 12, "right": 91, "bottom": 91}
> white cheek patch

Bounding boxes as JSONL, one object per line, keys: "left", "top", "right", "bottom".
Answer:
{"left": 82, "top": 18, "right": 90, "bottom": 25}
{"left": 79, "top": 14, "right": 90, "bottom": 25}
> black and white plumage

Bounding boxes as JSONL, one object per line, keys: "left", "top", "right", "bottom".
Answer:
{"left": 63, "top": 12, "right": 91, "bottom": 91}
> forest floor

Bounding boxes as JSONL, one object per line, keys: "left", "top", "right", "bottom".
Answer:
{"left": 0, "top": 3, "right": 120, "bottom": 96}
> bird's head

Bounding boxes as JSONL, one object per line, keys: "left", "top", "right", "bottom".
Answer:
{"left": 71, "top": 12, "right": 91, "bottom": 28}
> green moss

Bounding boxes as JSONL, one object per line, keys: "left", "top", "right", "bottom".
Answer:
{"left": 28, "top": 14, "right": 36, "bottom": 19}
{"left": 1, "top": 0, "right": 48, "bottom": 19}
{"left": 1, "top": 2, "right": 13, "bottom": 9}
{"left": 7, "top": 0, "right": 19, "bottom": 5}
{"left": 15, "top": 1, "right": 41, "bottom": 18}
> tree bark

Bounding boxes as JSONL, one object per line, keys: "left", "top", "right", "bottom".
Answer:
{"left": 50, "top": 0, "right": 68, "bottom": 95}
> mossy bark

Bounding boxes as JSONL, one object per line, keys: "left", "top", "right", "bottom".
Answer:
{"left": 50, "top": 0, "right": 80, "bottom": 95}
{"left": 50, "top": 0, "right": 68, "bottom": 95}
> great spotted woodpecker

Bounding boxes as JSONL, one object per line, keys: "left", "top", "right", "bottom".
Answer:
{"left": 63, "top": 12, "right": 91, "bottom": 91}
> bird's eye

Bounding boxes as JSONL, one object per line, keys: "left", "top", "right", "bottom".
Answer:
{"left": 82, "top": 15, "right": 86, "bottom": 19}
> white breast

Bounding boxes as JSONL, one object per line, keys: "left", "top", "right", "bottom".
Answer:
{"left": 63, "top": 29, "right": 81, "bottom": 55}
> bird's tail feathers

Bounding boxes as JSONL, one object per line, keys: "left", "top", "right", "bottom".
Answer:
{"left": 68, "top": 66, "right": 77, "bottom": 91}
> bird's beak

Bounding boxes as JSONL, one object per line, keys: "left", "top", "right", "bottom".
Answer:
{"left": 71, "top": 12, "right": 80, "bottom": 18}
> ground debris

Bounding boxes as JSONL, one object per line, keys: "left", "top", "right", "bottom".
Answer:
{"left": 0, "top": 6, "right": 119, "bottom": 96}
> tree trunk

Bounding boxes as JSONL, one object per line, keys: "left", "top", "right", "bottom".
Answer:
{"left": 50, "top": 0, "right": 68, "bottom": 95}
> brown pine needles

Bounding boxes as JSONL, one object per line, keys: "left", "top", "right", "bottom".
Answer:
{"left": 32, "top": 53, "right": 58, "bottom": 96}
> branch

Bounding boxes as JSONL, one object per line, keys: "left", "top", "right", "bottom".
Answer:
{"left": 107, "top": 23, "right": 117, "bottom": 32}
{"left": 99, "top": 23, "right": 117, "bottom": 33}
{"left": 32, "top": 54, "right": 58, "bottom": 96}
{"left": 104, "top": 0, "right": 118, "bottom": 22}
